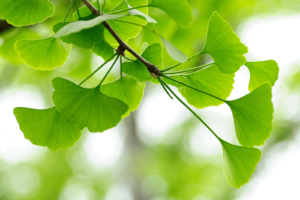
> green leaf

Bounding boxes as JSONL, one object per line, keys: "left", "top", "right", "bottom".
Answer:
{"left": 54, "top": 14, "right": 126, "bottom": 38}
{"left": 202, "top": 12, "right": 248, "bottom": 74}
{"left": 91, "top": 39, "right": 115, "bottom": 61}
{"left": 245, "top": 60, "right": 279, "bottom": 92}
{"left": 0, "top": 0, "right": 54, "bottom": 26}
{"left": 14, "top": 107, "right": 81, "bottom": 152}
{"left": 148, "top": 0, "right": 194, "bottom": 27}
{"left": 178, "top": 65, "right": 235, "bottom": 109}
{"left": 220, "top": 139, "right": 261, "bottom": 188}
{"left": 226, "top": 84, "right": 274, "bottom": 147}
{"left": 53, "top": 22, "right": 105, "bottom": 49}
{"left": 0, "top": 28, "right": 40, "bottom": 65}
{"left": 123, "top": 43, "right": 163, "bottom": 81}
{"left": 127, "top": 7, "right": 157, "bottom": 23}
{"left": 101, "top": 76, "right": 145, "bottom": 118}
{"left": 160, "top": 36, "right": 187, "bottom": 63}
{"left": 15, "top": 37, "right": 71, "bottom": 70}
{"left": 52, "top": 78, "right": 129, "bottom": 133}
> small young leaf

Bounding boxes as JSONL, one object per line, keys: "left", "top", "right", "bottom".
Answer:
{"left": 101, "top": 76, "right": 146, "bottom": 118}
{"left": 53, "top": 22, "right": 105, "bottom": 49}
{"left": 226, "top": 84, "right": 274, "bottom": 147}
{"left": 220, "top": 139, "right": 261, "bottom": 188}
{"left": 91, "top": 39, "right": 115, "bottom": 61}
{"left": 123, "top": 43, "right": 163, "bottom": 81}
{"left": 0, "top": 0, "right": 54, "bottom": 26}
{"left": 202, "top": 12, "right": 248, "bottom": 74}
{"left": 178, "top": 65, "right": 235, "bottom": 109}
{"left": 55, "top": 14, "right": 127, "bottom": 38}
{"left": 14, "top": 107, "right": 81, "bottom": 152}
{"left": 149, "top": 0, "right": 194, "bottom": 27}
{"left": 160, "top": 36, "right": 187, "bottom": 63}
{"left": 245, "top": 60, "right": 279, "bottom": 92}
{"left": 15, "top": 37, "right": 71, "bottom": 70}
{"left": 52, "top": 78, "right": 129, "bottom": 133}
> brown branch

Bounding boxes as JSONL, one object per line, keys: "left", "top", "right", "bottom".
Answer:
{"left": 81, "top": 0, "right": 160, "bottom": 78}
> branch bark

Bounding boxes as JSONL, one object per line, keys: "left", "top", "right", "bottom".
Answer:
{"left": 81, "top": 0, "right": 160, "bottom": 78}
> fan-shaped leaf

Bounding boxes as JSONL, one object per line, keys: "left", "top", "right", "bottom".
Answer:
{"left": 245, "top": 60, "right": 279, "bottom": 92}
{"left": 101, "top": 76, "right": 145, "bottom": 118}
{"left": 15, "top": 37, "right": 71, "bottom": 70}
{"left": 123, "top": 43, "right": 163, "bottom": 81}
{"left": 160, "top": 36, "right": 187, "bottom": 63}
{"left": 202, "top": 12, "right": 248, "bottom": 74}
{"left": 91, "top": 39, "right": 115, "bottom": 61}
{"left": 52, "top": 78, "right": 129, "bottom": 133}
{"left": 0, "top": 0, "right": 54, "bottom": 26}
{"left": 178, "top": 65, "right": 235, "bottom": 109}
{"left": 226, "top": 84, "right": 274, "bottom": 147}
{"left": 221, "top": 139, "right": 261, "bottom": 188}
{"left": 14, "top": 107, "right": 81, "bottom": 152}
{"left": 53, "top": 22, "right": 105, "bottom": 49}
{"left": 149, "top": 0, "right": 194, "bottom": 27}
{"left": 55, "top": 14, "right": 126, "bottom": 38}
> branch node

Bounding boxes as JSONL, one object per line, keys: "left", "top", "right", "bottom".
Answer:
{"left": 116, "top": 45, "right": 126, "bottom": 57}
{"left": 147, "top": 63, "right": 161, "bottom": 79}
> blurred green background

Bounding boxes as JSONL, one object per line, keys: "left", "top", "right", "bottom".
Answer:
{"left": 1, "top": 0, "right": 300, "bottom": 199}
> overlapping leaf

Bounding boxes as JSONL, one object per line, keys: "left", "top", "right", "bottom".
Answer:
{"left": 226, "top": 84, "right": 274, "bottom": 147}
{"left": 55, "top": 14, "right": 126, "bottom": 38}
{"left": 175, "top": 65, "right": 235, "bottom": 109}
{"left": 159, "top": 36, "right": 187, "bottom": 63}
{"left": 15, "top": 37, "right": 71, "bottom": 70}
{"left": 202, "top": 12, "right": 248, "bottom": 74}
{"left": 220, "top": 139, "right": 261, "bottom": 188}
{"left": 14, "top": 107, "right": 81, "bottom": 152}
{"left": 91, "top": 39, "right": 115, "bottom": 61}
{"left": 52, "top": 78, "right": 129, "bottom": 133}
{"left": 245, "top": 60, "right": 279, "bottom": 92}
{"left": 123, "top": 43, "right": 163, "bottom": 81}
{"left": 53, "top": 22, "right": 105, "bottom": 49}
{"left": 0, "top": 0, "right": 54, "bottom": 26}
{"left": 101, "top": 76, "right": 146, "bottom": 118}
{"left": 149, "top": 0, "right": 194, "bottom": 27}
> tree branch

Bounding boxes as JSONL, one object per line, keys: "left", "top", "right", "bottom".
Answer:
{"left": 81, "top": 0, "right": 160, "bottom": 78}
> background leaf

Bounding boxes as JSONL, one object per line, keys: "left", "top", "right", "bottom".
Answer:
{"left": 159, "top": 36, "right": 187, "bottom": 63}
{"left": 0, "top": 0, "right": 54, "bottom": 26}
{"left": 149, "top": 0, "right": 194, "bottom": 27}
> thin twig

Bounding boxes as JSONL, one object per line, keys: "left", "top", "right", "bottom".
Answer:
{"left": 81, "top": 0, "right": 160, "bottom": 78}
{"left": 158, "top": 77, "right": 173, "bottom": 99}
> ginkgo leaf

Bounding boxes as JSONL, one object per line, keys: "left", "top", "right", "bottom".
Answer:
{"left": 245, "top": 60, "right": 279, "bottom": 92}
{"left": 123, "top": 43, "right": 163, "bottom": 81}
{"left": 14, "top": 107, "right": 81, "bottom": 152}
{"left": 202, "top": 12, "right": 248, "bottom": 74}
{"left": 53, "top": 22, "right": 105, "bottom": 49}
{"left": 220, "top": 139, "right": 261, "bottom": 188}
{"left": 0, "top": 28, "right": 40, "bottom": 65}
{"left": 160, "top": 36, "right": 187, "bottom": 63}
{"left": 52, "top": 78, "right": 129, "bottom": 133}
{"left": 91, "top": 39, "right": 115, "bottom": 61}
{"left": 226, "top": 84, "right": 274, "bottom": 147}
{"left": 178, "top": 65, "right": 235, "bottom": 109}
{"left": 128, "top": 7, "right": 157, "bottom": 23}
{"left": 104, "top": 0, "right": 147, "bottom": 45}
{"left": 148, "top": 0, "right": 194, "bottom": 27}
{"left": 101, "top": 76, "right": 146, "bottom": 118}
{"left": 0, "top": 0, "right": 54, "bottom": 26}
{"left": 15, "top": 37, "right": 71, "bottom": 70}
{"left": 55, "top": 14, "right": 126, "bottom": 38}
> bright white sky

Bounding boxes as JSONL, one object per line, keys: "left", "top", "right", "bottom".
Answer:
{"left": 1, "top": 12, "right": 300, "bottom": 200}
